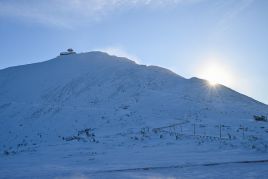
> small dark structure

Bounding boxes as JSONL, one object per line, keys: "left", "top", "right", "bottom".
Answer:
{"left": 60, "top": 48, "right": 76, "bottom": 56}
{"left": 253, "top": 115, "right": 267, "bottom": 122}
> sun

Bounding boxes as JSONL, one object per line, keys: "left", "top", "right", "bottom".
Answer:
{"left": 208, "top": 78, "right": 218, "bottom": 86}
{"left": 204, "top": 65, "right": 222, "bottom": 86}
{"left": 198, "top": 63, "right": 233, "bottom": 87}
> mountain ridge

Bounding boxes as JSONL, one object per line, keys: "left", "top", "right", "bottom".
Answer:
{"left": 0, "top": 51, "right": 268, "bottom": 155}
{"left": 1, "top": 51, "right": 266, "bottom": 105}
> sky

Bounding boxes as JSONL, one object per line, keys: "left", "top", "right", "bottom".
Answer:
{"left": 0, "top": 0, "right": 268, "bottom": 104}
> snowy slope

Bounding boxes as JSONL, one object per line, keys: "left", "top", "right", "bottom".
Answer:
{"left": 0, "top": 51, "right": 268, "bottom": 178}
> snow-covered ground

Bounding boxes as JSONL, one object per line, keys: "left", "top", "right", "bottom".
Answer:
{"left": 0, "top": 51, "right": 268, "bottom": 178}
{"left": 1, "top": 140, "right": 268, "bottom": 178}
{"left": 88, "top": 162, "right": 268, "bottom": 179}
{"left": 1, "top": 137, "right": 268, "bottom": 178}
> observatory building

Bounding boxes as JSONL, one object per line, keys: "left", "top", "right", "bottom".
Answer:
{"left": 60, "top": 48, "right": 76, "bottom": 56}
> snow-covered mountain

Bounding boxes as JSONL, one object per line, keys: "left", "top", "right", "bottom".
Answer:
{"left": 1, "top": 51, "right": 268, "bottom": 178}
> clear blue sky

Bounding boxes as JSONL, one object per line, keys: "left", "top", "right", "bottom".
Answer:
{"left": 0, "top": 0, "right": 268, "bottom": 104}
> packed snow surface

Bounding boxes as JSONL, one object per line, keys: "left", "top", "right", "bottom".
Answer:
{"left": 0, "top": 51, "right": 268, "bottom": 178}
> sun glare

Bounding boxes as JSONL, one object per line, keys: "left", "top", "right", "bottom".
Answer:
{"left": 208, "top": 79, "right": 217, "bottom": 86}
{"left": 198, "top": 62, "right": 233, "bottom": 87}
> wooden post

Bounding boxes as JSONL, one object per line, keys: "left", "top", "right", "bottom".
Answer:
{"left": 193, "top": 123, "right": 196, "bottom": 136}
{"left": 242, "top": 126, "right": 245, "bottom": 139}
{"left": 220, "top": 124, "right": 222, "bottom": 139}
{"left": 239, "top": 125, "right": 245, "bottom": 139}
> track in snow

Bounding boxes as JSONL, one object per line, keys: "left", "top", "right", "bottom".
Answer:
{"left": 90, "top": 159, "right": 268, "bottom": 174}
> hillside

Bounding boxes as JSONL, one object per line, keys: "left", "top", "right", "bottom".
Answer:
{"left": 1, "top": 51, "right": 268, "bottom": 178}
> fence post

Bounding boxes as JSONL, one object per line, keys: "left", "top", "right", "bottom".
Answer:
{"left": 193, "top": 123, "right": 196, "bottom": 136}
{"left": 220, "top": 124, "right": 222, "bottom": 139}
{"left": 242, "top": 125, "right": 245, "bottom": 139}
{"left": 239, "top": 125, "right": 245, "bottom": 139}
